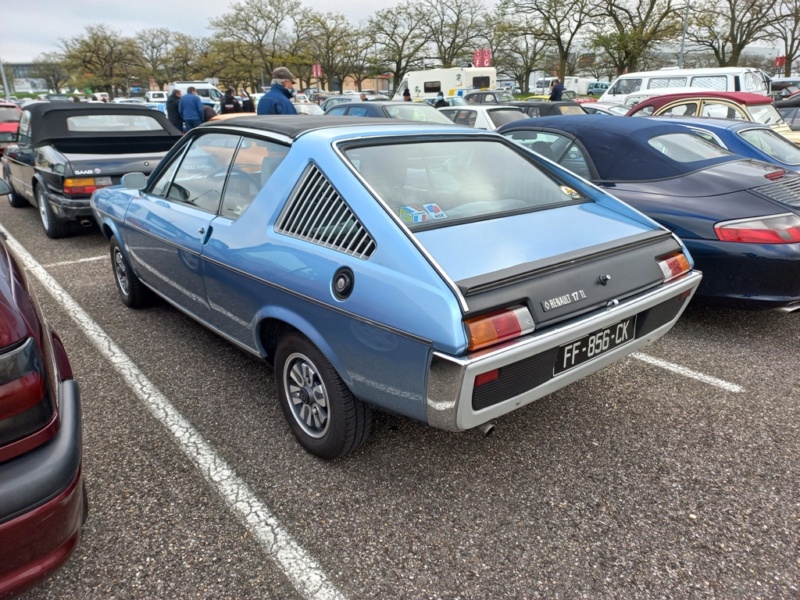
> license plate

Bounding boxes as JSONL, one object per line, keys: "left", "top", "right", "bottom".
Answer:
{"left": 554, "top": 316, "right": 636, "bottom": 375}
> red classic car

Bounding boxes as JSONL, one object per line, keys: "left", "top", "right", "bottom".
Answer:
{"left": 0, "top": 178, "right": 87, "bottom": 596}
{"left": 0, "top": 102, "right": 22, "bottom": 157}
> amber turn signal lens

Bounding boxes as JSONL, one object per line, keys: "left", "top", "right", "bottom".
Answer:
{"left": 464, "top": 305, "right": 534, "bottom": 352}
{"left": 657, "top": 252, "right": 691, "bottom": 282}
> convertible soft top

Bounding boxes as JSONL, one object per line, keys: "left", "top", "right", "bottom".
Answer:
{"left": 22, "top": 102, "right": 181, "bottom": 146}
{"left": 500, "top": 114, "right": 738, "bottom": 181}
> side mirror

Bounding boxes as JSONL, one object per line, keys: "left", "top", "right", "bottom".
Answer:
{"left": 122, "top": 172, "right": 148, "bottom": 190}
{"left": 0, "top": 179, "right": 9, "bottom": 196}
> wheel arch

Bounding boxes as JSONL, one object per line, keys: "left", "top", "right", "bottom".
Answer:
{"left": 256, "top": 310, "right": 351, "bottom": 387}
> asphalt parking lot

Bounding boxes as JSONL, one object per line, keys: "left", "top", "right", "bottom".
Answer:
{"left": 4, "top": 198, "right": 797, "bottom": 600}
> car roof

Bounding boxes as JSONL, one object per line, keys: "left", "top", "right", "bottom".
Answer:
{"left": 199, "top": 115, "right": 449, "bottom": 139}
{"left": 633, "top": 91, "right": 772, "bottom": 109}
{"left": 499, "top": 114, "right": 737, "bottom": 181}
{"left": 509, "top": 100, "right": 582, "bottom": 107}
{"left": 20, "top": 102, "right": 181, "bottom": 145}
{"left": 649, "top": 115, "right": 772, "bottom": 132}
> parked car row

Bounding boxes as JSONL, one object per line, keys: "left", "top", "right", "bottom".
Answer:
{"left": 5, "top": 82, "right": 800, "bottom": 594}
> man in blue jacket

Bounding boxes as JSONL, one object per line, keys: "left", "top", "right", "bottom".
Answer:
{"left": 179, "top": 86, "right": 205, "bottom": 131}
{"left": 257, "top": 67, "right": 298, "bottom": 115}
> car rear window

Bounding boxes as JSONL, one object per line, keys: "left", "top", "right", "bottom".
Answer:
{"left": 647, "top": 133, "right": 733, "bottom": 162}
{"left": 66, "top": 114, "right": 168, "bottom": 132}
{"left": 488, "top": 109, "right": 526, "bottom": 126}
{"left": 738, "top": 128, "right": 800, "bottom": 165}
{"left": 345, "top": 139, "right": 585, "bottom": 230}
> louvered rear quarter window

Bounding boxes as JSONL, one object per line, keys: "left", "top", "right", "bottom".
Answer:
{"left": 275, "top": 164, "right": 375, "bottom": 259}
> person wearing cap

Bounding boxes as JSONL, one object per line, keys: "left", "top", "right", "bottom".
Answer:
{"left": 257, "top": 67, "right": 298, "bottom": 115}
{"left": 402, "top": 88, "right": 411, "bottom": 102}
{"left": 434, "top": 91, "right": 448, "bottom": 108}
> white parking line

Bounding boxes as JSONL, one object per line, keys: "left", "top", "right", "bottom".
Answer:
{"left": 43, "top": 255, "right": 108, "bottom": 268}
{"left": 632, "top": 352, "right": 744, "bottom": 393}
{"left": 0, "top": 226, "right": 348, "bottom": 600}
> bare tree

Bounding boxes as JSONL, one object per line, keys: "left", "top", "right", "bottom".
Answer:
{"left": 31, "top": 52, "right": 71, "bottom": 93}
{"left": 135, "top": 28, "right": 173, "bottom": 89}
{"left": 507, "top": 0, "right": 594, "bottom": 79}
{"left": 61, "top": 25, "right": 140, "bottom": 97}
{"left": 161, "top": 33, "right": 205, "bottom": 82}
{"left": 367, "top": 2, "right": 431, "bottom": 91}
{"left": 770, "top": 0, "right": 800, "bottom": 76}
{"left": 482, "top": 10, "right": 550, "bottom": 92}
{"left": 687, "top": 0, "right": 779, "bottom": 66}
{"left": 591, "top": 0, "right": 682, "bottom": 74}
{"left": 343, "top": 29, "right": 382, "bottom": 91}
{"left": 306, "top": 12, "right": 352, "bottom": 91}
{"left": 419, "top": 0, "right": 486, "bottom": 67}
{"left": 209, "top": 0, "right": 304, "bottom": 76}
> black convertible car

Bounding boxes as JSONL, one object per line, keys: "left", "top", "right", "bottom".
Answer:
{"left": 2, "top": 102, "right": 181, "bottom": 238}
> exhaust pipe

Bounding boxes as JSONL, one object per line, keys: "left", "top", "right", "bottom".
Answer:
{"left": 79, "top": 219, "right": 94, "bottom": 228}
{"left": 477, "top": 422, "right": 495, "bottom": 437}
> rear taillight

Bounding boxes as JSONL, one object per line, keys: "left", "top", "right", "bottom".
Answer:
{"left": 63, "top": 176, "right": 113, "bottom": 196}
{"left": 0, "top": 338, "right": 55, "bottom": 449}
{"left": 715, "top": 213, "right": 800, "bottom": 244}
{"left": 657, "top": 251, "right": 691, "bottom": 282}
{"left": 464, "top": 305, "right": 535, "bottom": 351}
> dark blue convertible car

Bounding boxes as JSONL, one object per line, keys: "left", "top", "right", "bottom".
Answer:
{"left": 91, "top": 116, "right": 701, "bottom": 458}
{"left": 499, "top": 115, "right": 800, "bottom": 310}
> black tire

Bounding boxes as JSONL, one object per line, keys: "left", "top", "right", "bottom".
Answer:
{"left": 4, "top": 172, "right": 28, "bottom": 208}
{"left": 110, "top": 236, "right": 149, "bottom": 308}
{"left": 36, "top": 185, "right": 71, "bottom": 238}
{"left": 275, "top": 332, "right": 372, "bottom": 459}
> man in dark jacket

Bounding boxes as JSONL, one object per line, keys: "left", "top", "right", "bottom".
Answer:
{"left": 220, "top": 88, "right": 241, "bottom": 114}
{"left": 257, "top": 67, "right": 298, "bottom": 115}
{"left": 549, "top": 78, "right": 564, "bottom": 101}
{"left": 166, "top": 89, "right": 183, "bottom": 131}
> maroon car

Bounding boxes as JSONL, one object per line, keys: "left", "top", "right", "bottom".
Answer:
{"left": 0, "top": 180, "right": 87, "bottom": 596}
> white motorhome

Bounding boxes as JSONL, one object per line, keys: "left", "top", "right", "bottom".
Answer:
{"left": 599, "top": 67, "right": 769, "bottom": 105}
{"left": 392, "top": 67, "right": 497, "bottom": 101}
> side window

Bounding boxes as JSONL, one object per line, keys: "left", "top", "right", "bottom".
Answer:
{"left": 440, "top": 110, "right": 457, "bottom": 122}
{"left": 18, "top": 111, "right": 32, "bottom": 145}
{"left": 220, "top": 139, "right": 288, "bottom": 219}
{"left": 701, "top": 101, "right": 744, "bottom": 120}
{"left": 660, "top": 103, "right": 698, "bottom": 117}
{"left": 690, "top": 75, "right": 727, "bottom": 91}
{"left": 691, "top": 129, "right": 725, "bottom": 148}
{"left": 327, "top": 106, "right": 347, "bottom": 116}
{"left": 348, "top": 107, "right": 369, "bottom": 117}
{"left": 559, "top": 142, "right": 592, "bottom": 179}
{"left": 151, "top": 133, "right": 238, "bottom": 212}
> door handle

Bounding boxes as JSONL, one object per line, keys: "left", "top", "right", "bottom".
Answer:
{"left": 198, "top": 227, "right": 205, "bottom": 234}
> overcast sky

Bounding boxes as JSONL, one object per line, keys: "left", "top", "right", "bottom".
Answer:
{"left": 1, "top": 0, "right": 388, "bottom": 63}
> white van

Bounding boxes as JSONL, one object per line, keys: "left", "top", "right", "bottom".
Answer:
{"left": 145, "top": 90, "right": 168, "bottom": 102}
{"left": 599, "top": 67, "right": 769, "bottom": 105}
{"left": 167, "top": 81, "right": 223, "bottom": 107}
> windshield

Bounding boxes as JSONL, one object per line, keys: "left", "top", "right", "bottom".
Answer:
{"left": 345, "top": 139, "right": 584, "bottom": 230}
{"left": 739, "top": 128, "right": 800, "bottom": 165}
{"left": 0, "top": 107, "right": 20, "bottom": 122}
{"left": 748, "top": 103, "right": 785, "bottom": 126}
